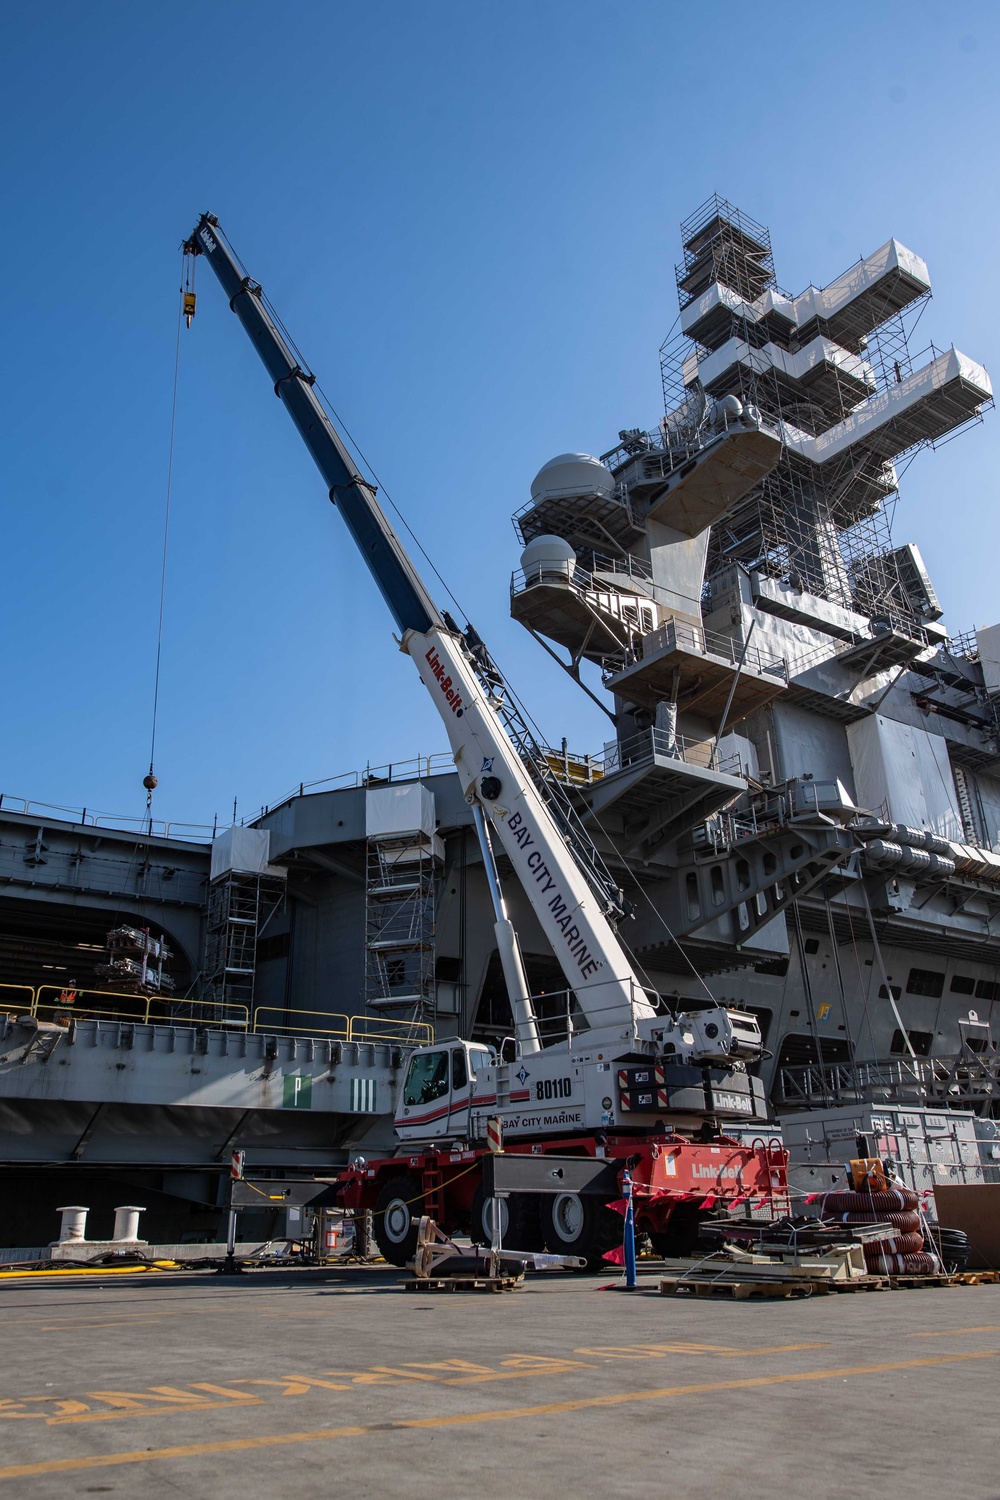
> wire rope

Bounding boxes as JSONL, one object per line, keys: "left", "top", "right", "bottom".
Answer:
{"left": 147, "top": 259, "right": 187, "bottom": 796}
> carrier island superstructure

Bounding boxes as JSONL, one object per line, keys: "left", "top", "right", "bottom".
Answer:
{"left": 1, "top": 197, "right": 998, "bottom": 1244}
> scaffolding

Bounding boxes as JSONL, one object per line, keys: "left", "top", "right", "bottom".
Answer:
{"left": 662, "top": 194, "right": 992, "bottom": 632}
{"left": 364, "top": 784, "right": 442, "bottom": 1020}
{"left": 202, "top": 827, "right": 285, "bottom": 1020}
{"left": 203, "top": 869, "right": 285, "bottom": 1017}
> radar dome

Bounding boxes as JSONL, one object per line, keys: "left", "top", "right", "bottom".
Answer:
{"left": 530, "top": 453, "right": 615, "bottom": 503}
{"left": 520, "top": 534, "right": 577, "bottom": 580}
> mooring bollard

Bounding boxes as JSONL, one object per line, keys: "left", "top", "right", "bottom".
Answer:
{"left": 55, "top": 1205, "right": 89, "bottom": 1243}
{"left": 112, "top": 1206, "right": 146, "bottom": 1243}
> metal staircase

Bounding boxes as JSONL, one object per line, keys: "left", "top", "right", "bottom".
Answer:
{"left": 458, "top": 621, "right": 629, "bottom": 920}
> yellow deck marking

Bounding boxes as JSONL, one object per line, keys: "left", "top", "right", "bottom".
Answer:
{"left": 574, "top": 1341, "right": 828, "bottom": 1359}
{"left": 188, "top": 1384, "right": 260, "bottom": 1401}
{"left": 40, "top": 1319, "right": 163, "bottom": 1332}
{"left": 48, "top": 1400, "right": 263, "bottom": 1427}
{"left": 908, "top": 1325, "right": 1000, "bottom": 1338}
{"left": 0, "top": 1351, "right": 992, "bottom": 1481}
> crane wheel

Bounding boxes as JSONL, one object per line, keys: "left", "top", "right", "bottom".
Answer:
{"left": 372, "top": 1174, "right": 423, "bottom": 1266}
{"left": 540, "top": 1192, "right": 621, "bottom": 1271}
{"left": 469, "top": 1185, "right": 542, "bottom": 1251}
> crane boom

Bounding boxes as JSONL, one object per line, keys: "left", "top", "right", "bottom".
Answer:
{"left": 182, "top": 216, "right": 441, "bottom": 638}
{"left": 185, "top": 213, "right": 657, "bottom": 1046}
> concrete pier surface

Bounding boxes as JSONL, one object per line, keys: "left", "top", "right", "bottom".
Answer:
{"left": 0, "top": 1265, "right": 996, "bottom": 1498}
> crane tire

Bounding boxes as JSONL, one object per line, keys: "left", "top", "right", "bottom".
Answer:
{"left": 372, "top": 1174, "right": 423, "bottom": 1266}
{"left": 541, "top": 1192, "right": 621, "bottom": 1271}
{"left": 469, "top": 1185, "right": 542, "bottom": 1251}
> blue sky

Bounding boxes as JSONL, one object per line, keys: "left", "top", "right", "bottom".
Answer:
{"left": 2, "top": 0, "right": 997, "bottom": 830}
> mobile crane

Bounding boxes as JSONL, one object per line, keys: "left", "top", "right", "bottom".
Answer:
{"left": 184, "top": 214, "right": 786, "bottom": 1267}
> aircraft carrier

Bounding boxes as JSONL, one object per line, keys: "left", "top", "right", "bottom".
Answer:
{"left": 2, "top": 195, "right": 998, "bottom": 1246}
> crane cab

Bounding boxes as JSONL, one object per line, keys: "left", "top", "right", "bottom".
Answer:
{"left": 394, "top": 1040, "right": 495, "bottom": 1143}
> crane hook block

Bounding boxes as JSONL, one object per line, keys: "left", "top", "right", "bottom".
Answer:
{"left": 183, "top": 291, "right": 196, "bottom": 328}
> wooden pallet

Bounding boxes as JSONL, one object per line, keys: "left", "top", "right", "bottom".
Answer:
{"left": 660, "top": 1276, "right": 813, "bottom": 1300}
{"left": 660, "top": 1273, "right": 888, "bottom": 1299}
{"left": 400, "top": 1273, "right": 524, "bottom": 1293}
{"left": 886, "top": 1273, "right": 963, "bottom": 1289}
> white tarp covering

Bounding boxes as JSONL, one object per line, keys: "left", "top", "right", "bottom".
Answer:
{"left": 210, "top": 826, "right": 272, "bottom": 880}
{"left": 977, "top": 624, "right": 1000, "bottom": 698}
{"left": 970, "top": 769, "right": 1000, "bottom": 853}
{"left": 365, "top": 783, "right": 436, "bottom": 839}
{"left": 846, "top": 715, "right": 963, "bottom": 838}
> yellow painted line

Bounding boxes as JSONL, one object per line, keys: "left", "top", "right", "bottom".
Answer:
{"left": 0, "top": 1351, "right": 992, "bottom": 1481}
{"left": 40, "top": 1319, "right": 164, "bottom": 1332}
{"left": 49, "top": 1400, "right": 262, "bottom": 1427}
{"left": 574, "top": 1341, "right": 829, "bottom": 1360}
{"left": 909, "top": 1325, "right": 1000, "bottom": 1338}
{"left": 718, "top": 1343, "right": 829, "bottom": 1358}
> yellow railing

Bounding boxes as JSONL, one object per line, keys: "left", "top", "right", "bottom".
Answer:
{"left": 251, "top": 1007, "right": 433, "bottom": 1047}
{"left": 349, "top": 1015, "right": 434, "bottom": 1046}
{"left": 0, "top": 982, "right": 35, "bottom": 1016}
{"left": 253, "top": 1007, "right": 351, "bottom": 1040}
{"left": 30, "top": 986, "right": 249, "bottom": 1032}
{"left": 3, "top": 983, "right": 429, "bottom": 1047}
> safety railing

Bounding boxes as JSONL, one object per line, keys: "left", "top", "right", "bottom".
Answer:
{"left": 251, "top": 1007, "right": 434, "bottom": 1046}
{"left": 577, "top": 548, "right": 654, "bottom": 584}
{"left": 245, "top": 753, "right": 455, "bottom": 826}
{"left": 601, "top": 728, "right": 742, "bottom": 778}
{"left": 510, "top": 563, "right": 658, "bottom": 638}
{"left": 517, "top": 975, "right": 663, "bottom": 1051}
{"left": 512, "top": 479, "right": 638, "bottom": 530}
{"left": 30, "top": 986, "right": 250, "bottom": 1032}
{"left": 252, "top": 1007, "right": 350, "bottom": 1039}
{"left": 0, "top": 982, "right": 36, "bottom": 1016}
{"left": 0, "top": 754, "right": 457, "bottom": 845}
{"left": 1, "top": 984, "right": 434, "bottom": 1047}
{"left": 777, "top": 1054, "right": 959, "bottom": 1107}
{"left": 604, "top": 617, "right": 787, "bottom": 682}
{"left": 0, "top": 795, "right": 216, "bottom": 842}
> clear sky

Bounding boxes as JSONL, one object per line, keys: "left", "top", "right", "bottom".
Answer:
{"left": 2, "top": 0, "right": 997, "bottom": 832}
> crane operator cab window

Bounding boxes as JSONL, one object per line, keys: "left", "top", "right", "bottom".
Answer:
{"left": 403, "top": 1051, "right": 450, "bottom": 1107}
{"left": 467, "top": 1046, "right": 493, "bottom": 1076}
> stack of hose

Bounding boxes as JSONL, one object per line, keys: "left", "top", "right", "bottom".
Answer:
{"left": 815, "top": 1186, "right": 939, "bottom": 1275}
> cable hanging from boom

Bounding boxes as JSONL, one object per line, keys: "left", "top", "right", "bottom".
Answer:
{"left": 143, "top": 251, "right": 191, "bottom": 832}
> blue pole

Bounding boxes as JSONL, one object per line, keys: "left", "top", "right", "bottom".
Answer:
{"left": 623, "top": 1168, "right": 637, "bottom": 1289}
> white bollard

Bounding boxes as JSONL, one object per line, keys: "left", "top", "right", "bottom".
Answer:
{"left": 112, "top": 1205, "right": 146, "bottom": 1243}
{"left": 56, "top": 1206, "right": 89, "bottom": 1242}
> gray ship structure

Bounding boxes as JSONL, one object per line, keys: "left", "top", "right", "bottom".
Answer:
{"left": 2, "top": 196, "right": 999, "bottom": 1242}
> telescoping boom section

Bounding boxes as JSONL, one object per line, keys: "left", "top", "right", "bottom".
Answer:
{"left": 185, "top": 212, "right": 657, "bottom": 1047}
